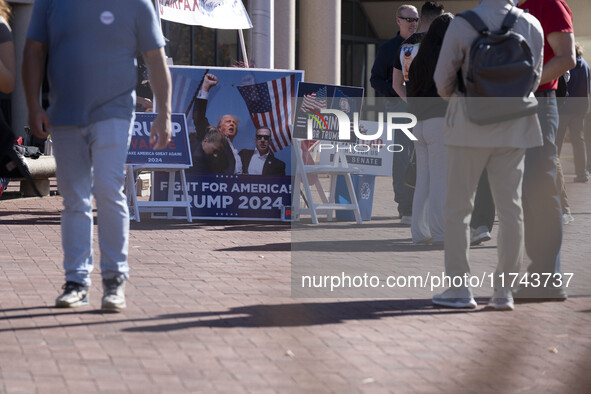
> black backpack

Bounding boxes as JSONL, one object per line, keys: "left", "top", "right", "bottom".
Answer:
{"left": 458, "top": 7, "right": 539, "bottom": 125}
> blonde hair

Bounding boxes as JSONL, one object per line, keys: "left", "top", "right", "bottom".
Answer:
{"left": 575, "top": 42, "right": 584, "bottom": 58}
{"left": 0, "top": 0, "right": 11, "bottom": 21}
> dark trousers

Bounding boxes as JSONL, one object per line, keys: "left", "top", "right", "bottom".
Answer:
{"left": 470, "top": 170, "right": 495, "bottom": 232}
{"left": 523, "top": 97, "right": 563, "bottom": 275}
{"left": 388, "top": 100, "right": 414, "bottom": 217}
{"left": 392, "top": 130, "right": 414, "bottom": 217}
{"left": 557, "top": 112, "right": 588, "bottom": 178}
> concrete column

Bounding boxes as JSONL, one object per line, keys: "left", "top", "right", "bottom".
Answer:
{"left": 274, "top": 0, "right": 295, "bottom": 70}
{"left": 248, "top": 0, "right": 273, "bottom": 69}
{"left": 10, "top": 2, "right": 33, "bottom": 139}
{"left": 299, "top": 0, "right": 341, "bottom": 84}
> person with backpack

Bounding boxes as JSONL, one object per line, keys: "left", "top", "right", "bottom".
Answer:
{"left": 432, "top": 0, "right": 544, "bottom": 310}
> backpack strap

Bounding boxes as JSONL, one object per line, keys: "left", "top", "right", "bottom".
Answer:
{"left": 457, "top": 10, "right": 489, "bottom": 35}
{"left": 501, "top": 7, "right": 524, "bottom": 31}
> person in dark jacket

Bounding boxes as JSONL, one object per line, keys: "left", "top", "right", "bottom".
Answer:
{"left": 239, "top": 127, "right": 285, "bottom": 176}
{"left": 370, "top": 4, "right": 418, "bottom": 224}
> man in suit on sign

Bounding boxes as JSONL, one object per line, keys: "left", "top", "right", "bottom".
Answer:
{"left": 239, "top": 127, "right": 286, "bottom": 176}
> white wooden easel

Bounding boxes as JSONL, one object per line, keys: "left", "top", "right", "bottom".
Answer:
{"left": 125, "top": 165, "right": 192, "bottom": 223}
{"left": 292, "top": 139, "right": 362, "bottom": 224}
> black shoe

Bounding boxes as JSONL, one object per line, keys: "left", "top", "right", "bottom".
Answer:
{"left": 55, "top": 281, "right": 89, "bottom": 307}
{"left": 513, "top": 284, "right": 567, "bottom": 303}
{"left": 574, "top": 175, "right": 589, "bottom": 183}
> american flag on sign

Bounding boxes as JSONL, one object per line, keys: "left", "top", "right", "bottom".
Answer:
{"left": 170, "top": 71, "right": 200, "bottom": 126}
{"left": 237, "top": 74, "right": 296, "bottom": 152}
{"left": 300, "top": 86, "right": 327, "bottom": 112}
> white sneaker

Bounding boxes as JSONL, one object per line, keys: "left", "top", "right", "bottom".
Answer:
{"left": 400, "top": 216, "right": 412, "bottom": 225}
{"left": 432, "top": 286, "right": 477, "bottom": 309}
{"left": 562, "top": 213, "right": 575, "bottom": 225}
{"left": 486, "top": 288, "right": 514, "bottom": 311}
{"left": 470, "top": 225, "right": 491, "bottom": 245}
{"left": 101, "top": 275, "right": 127, "bottom": 311}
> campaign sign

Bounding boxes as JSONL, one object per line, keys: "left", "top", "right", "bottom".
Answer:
{"left": 292, "top": 82, "right": 364, "bottom": 141}
{"left": 126, "top": 113, "right": 191, "bottom": 167}
{"left": 318, "top": 120, "right": 393, "bottom": 177}
{"left": 153, "top": 172, "right": 291, "bottom": 220}
{"left": 170, "top": 66, "right": 304, "bottom": 176}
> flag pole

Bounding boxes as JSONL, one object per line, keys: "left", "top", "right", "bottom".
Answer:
{"left": 238, "top": 29, "right": 250, "bottom": 68}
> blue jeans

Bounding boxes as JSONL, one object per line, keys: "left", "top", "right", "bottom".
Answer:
{"left": 52, "top": 118, "right": 133, "bottom": 286}
{"left": 523, "top": 97, "right": 563, "bottom": 275}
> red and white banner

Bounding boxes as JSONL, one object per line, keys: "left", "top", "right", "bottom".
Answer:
{"left": 159, "top": 0, "right": 252, "bottom": 29}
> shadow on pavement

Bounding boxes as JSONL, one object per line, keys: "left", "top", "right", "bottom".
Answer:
{"left": 130, "top": 219, "right": 290, "bottom": 232}
{"left": 0, "top": 299, "right": 486, "bottom": 333}
{"left": 0, "top": 209, "right": 61, "bottom": 225}
{"left": 123, "top": 299, "right": 485, "bottom": 332}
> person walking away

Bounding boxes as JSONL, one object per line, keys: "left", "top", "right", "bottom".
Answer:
{"left": 22, "top": 0, "right": 172, "bottom": 311}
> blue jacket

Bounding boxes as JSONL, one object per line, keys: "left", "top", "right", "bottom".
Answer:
{"left": 562, "top": 56, "right": 591, "bottom": 115}
{"left": 370, "top": 33, "right": 404, "bottom": 98}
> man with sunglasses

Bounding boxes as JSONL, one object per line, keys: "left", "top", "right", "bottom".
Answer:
{"left": 370, "top": 4, "right": 418, "bottom": 104}
{"left": 370, "top": 4, "right": 418, "bottom": 226}
{"left": 392, "top": 2, "right": 444, "bottom": 101}
{"left": 239, "top": 127, "right": 286, "bottom": 176}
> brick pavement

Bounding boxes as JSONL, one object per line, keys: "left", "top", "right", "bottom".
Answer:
{"left": 0, "top": 149, "right": 590, "bottom": 393}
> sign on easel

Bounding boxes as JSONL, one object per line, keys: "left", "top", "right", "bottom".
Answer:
{"left": 291, "top": 82, "right": 365, "bottom": 224}
{"left": 151, "top": 66, "right": 304, "bottom": 221}
{"left": 127, "top": 112, "right": 192, "bottom": 167}
{"left": 125, "top": 112, "right": 193, "bottom": 222}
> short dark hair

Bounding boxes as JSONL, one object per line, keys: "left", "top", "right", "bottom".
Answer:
{"left": 421, "top": 1, "right": 444, "bottom": 22}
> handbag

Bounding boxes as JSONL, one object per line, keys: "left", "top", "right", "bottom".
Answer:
{"left": 403, "top": 147, "right": 416, "bottom": 189}
{"left": 0, "top": 117, "right": 42, "bottom": 197}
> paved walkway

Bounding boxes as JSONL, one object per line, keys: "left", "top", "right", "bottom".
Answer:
{"left": 0, "top": 149, "right": 590, "bottom": 393}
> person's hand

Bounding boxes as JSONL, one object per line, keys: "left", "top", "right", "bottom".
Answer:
{"left": 202, "top": 73, "right": 218, "bottom": 92}
{"left": 28, "top": 106, "right": 50, "bottom": 139}
{"left": 149, "top": 112, "right": 172, "bottom": 150}
{"left": 137, "top": 96, "right": 153, "bottom": 111}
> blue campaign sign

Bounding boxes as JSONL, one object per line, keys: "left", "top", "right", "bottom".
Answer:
{"left": 126, "top": 113, "right": 192, "bottom": 167}
{"left": 292, "top": 82, "right": 364, "bottom": 141}
{"left": 152, "top": 172, "right": 292, "bottom": 220}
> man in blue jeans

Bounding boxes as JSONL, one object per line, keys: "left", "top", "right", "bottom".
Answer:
{"left": 23, "top": 0, "right": 172, "bottom": 311}
{"left": 515, "top": 0, "right": 575, "bottom": 301}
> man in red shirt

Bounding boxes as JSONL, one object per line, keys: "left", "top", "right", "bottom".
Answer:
{"left": 515, "top": 0, "right": 576, "bottom": 301}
